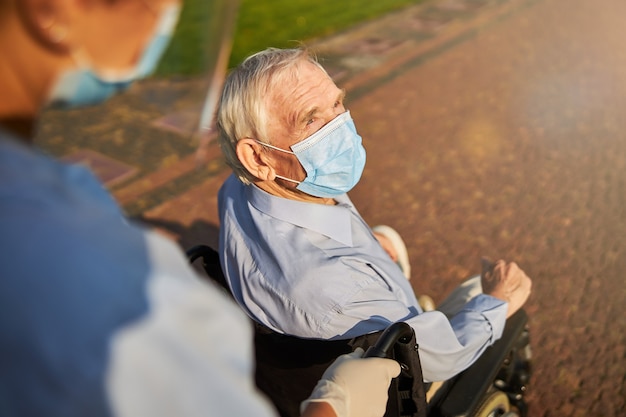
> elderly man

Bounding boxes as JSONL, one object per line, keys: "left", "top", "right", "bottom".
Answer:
{"left": 217, "top": 47, "right": 532, "bottom": 383}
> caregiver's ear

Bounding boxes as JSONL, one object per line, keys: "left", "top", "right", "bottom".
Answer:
{"left": 16, "top": 0, "right": 81, "bottom": 53}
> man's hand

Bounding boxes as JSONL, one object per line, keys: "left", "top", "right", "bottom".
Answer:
{"left": 301, "top": 347, "right": 400, "bottom": 417}
{"left": 481, "top": 257, "right": 532, "bottom": 318}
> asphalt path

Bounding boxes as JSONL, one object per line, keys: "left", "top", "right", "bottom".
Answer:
{"left": 344, "top": 0, "right": 626, "bottom": 415}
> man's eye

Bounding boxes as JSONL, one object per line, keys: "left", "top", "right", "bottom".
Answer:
{"left": 306, "top": 119, "right": 315, "bottom": 126}
{"left": 334, "top": 101, "right": 342, "bottom": 108}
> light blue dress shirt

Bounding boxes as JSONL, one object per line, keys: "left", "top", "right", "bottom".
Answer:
{"left": 219, "top": 174, "right": 508, "bottom": 382}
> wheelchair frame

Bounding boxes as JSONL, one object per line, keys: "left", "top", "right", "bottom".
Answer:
{"left": 187, "top": 244, "right": 531, "bottom": 417}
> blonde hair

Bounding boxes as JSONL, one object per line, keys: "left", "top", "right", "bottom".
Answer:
{"left": 217, "top": 47, "right": 326, "bottom": 184}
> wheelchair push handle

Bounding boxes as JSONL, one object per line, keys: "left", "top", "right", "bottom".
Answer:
{"left": 364, "top": 322, "right": 414, "bottom": 358}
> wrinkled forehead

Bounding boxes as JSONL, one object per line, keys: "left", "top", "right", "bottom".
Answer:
{"left": 265, "top": 60, "right": 333, "bottom": 121}
{"left": 265, "top": 60, "right": 320, "bottom": 99}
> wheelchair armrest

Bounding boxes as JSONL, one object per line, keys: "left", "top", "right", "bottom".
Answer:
{"left": 433, "top": 309, "right": 529, "bottom": 417}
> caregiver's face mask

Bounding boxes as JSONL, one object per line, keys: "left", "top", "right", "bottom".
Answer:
{"left": 48, "top": 3, "right": 181, "bottom": 108}
{"left": 256, "top": 111, "right": 367, "bottom": 198}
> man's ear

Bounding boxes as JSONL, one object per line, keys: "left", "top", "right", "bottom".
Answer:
{"left": 17, "top": 0, "right": 73, "bottom": 54}
{"left": 236, "top": 138, "right": 275, "bottom": 181}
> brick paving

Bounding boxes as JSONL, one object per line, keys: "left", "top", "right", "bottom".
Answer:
{"left": 37, "top": 0, "right": 626, "bottom": 415}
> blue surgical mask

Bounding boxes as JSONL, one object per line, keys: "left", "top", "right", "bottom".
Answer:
{"left": 47, "top": 3, "right": 181, "bottom": 108}
{"left": 257, "top": 111, "right": 367, "bottom": 198}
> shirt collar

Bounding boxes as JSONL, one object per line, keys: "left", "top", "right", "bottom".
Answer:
{"left": 246, "top": 184, "right": 354, "bottom": 246}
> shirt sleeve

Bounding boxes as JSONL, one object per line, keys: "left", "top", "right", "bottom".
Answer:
{"left": 335, "top": 282, "right": 508, "bottom": 382}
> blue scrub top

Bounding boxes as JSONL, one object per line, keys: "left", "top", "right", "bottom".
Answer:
{"left": 0, "top": 133, "right": 277, "bottom": 417}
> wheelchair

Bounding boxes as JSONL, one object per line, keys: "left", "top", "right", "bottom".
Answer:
{"left": 187, "top": 244, "right": 531, "bottom": 417}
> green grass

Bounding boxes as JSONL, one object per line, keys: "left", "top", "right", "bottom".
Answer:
{"left": 156, "top": 0, "right": 425, "bottom": 76}
{"left": 156, "top": 0, "right": 214, "bottom": 76}
{"left": 230, "top": 0, "right": 425, "bottom": 67}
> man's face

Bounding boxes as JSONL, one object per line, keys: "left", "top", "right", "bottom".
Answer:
{"left": 264, "top": 60, "right": 346, "bottom": 184}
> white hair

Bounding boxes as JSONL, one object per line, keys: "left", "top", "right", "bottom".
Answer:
{"left": 217, "top": 47, "right": 327, "bottom": 184}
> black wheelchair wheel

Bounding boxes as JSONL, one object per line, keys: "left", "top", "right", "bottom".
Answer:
{"left": 473, "top": 390, "right": 514, "bottom": 417}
